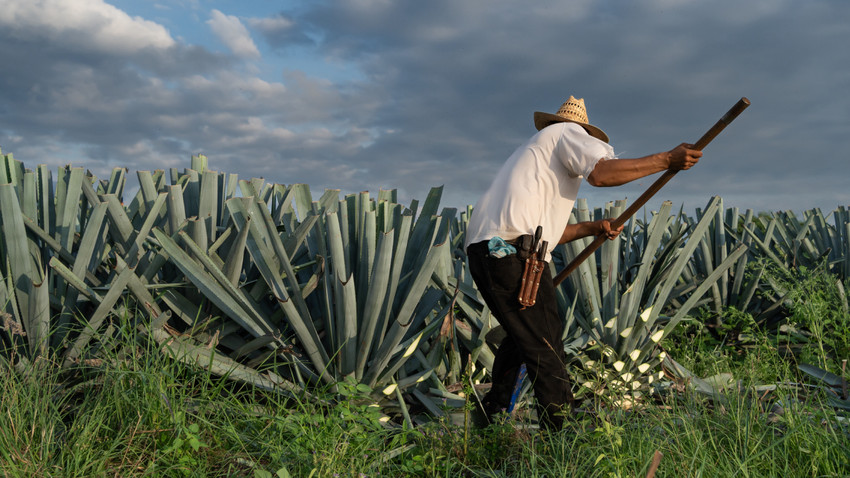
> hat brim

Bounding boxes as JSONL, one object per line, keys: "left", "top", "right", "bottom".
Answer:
{"left": 533, "top": 112, "right": 609, "bottom": 143}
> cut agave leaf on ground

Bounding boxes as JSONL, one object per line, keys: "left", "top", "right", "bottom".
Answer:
{"left": 798, "top": 363, "right": 846, "bottom": 389}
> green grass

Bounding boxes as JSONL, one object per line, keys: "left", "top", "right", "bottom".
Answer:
{"left": 2, "top": 326, "right": 848, "bottom": 478}
{"left": 1, "top": 266, "right": 848, "bottom": 477}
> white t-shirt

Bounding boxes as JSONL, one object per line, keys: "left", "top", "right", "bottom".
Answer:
{"left": 465, "top": 122, "right": 616, "bottom": 261}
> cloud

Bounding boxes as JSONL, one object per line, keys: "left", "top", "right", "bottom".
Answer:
{"left": 0, "top": 0, "right": 848, "bottom": 215}
{"left": 285, "top": 0, "right": 850, "bottom": 212}
{"left": 207, "top": 9, "right": 260, "bottom": 58}
{"left": 249, "top": 15, "right": 295, "bottom": 32}
{"left": 0, "top": 0, "right": 175, "bottom": 54}
{"left": 0, "top": 1, "right": 358, "bottom": 189}
{"left": 247, "top": 13, "right": 313, "bottom": 49}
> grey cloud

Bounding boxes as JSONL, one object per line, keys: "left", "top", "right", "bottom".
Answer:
{"left": 1, "top": 0, "right": 848, "bottom": 215}
{"left": 248, "top": 14, "right": 315, "bottom": 50}
{"left": 286, "top": 0, "right": 850, "bottom": 212}
{"left": 0, "top": 4, "right": 365, "bottom": 187}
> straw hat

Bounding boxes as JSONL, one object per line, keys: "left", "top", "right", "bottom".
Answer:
{"left": 533, "top": 96, "right": 609, "bottom": 143}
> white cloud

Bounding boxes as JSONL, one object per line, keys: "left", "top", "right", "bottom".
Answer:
{"left": 0, "top": 0, "right": 175, "bottom": 54}
{"left": 207, "top": 9, "right": 260, "bottom": 59}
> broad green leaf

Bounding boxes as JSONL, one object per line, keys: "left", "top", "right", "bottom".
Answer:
{"left": 55, "top": 167, "right": 85, "bottom": 252}
{"left": 153, "top": 228, "right": 269, "bottom": 338}
{"left": 355, "top": 229, "right": 395, "bottom": 379}
{"left": 167, "top": 184, "right": 187, "bottom": 235}
{"left": 798, "top": 363, "right": 846, "bottom": 388}
{"left": 199, "top": 169, "right": 219, "bottom": 244}
{"left": 364, "top": 241, "right": 446, "bottom": 387}
{"left": 223, "top": 199, "right": 330, "bottom": 377}
{"left": 63, "top": 263, "right": 134, "bottom": 368}
{"left": 0, "top": 184, "right": 38, "bottom": 322}
{"left": 326, "top": 210, "right": 356, "bottom": 376}
{"left": 223, "top": 216, "right": 251, "bottom": 286}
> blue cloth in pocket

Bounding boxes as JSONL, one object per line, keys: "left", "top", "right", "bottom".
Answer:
{"left": 487, "top": 237, "right": 517, "bottom": 258}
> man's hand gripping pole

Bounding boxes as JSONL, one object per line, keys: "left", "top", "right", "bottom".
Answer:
{"left": 553, "top": 97, "right": 751, "bottom": 287}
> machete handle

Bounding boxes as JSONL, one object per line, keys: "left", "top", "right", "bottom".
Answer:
{"left": 553, "top": 97, "right": 750, "bottom": 286}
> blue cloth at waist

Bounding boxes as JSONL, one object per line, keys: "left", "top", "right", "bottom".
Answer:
{"left": 487, "top": 237, "right": 517, "bottom": 258}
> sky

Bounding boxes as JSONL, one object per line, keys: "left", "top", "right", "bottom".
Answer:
{"left": 1, "top": 0, "right": 848, "bottom": 216}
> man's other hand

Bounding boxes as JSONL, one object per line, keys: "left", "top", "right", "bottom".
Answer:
{"left": 598, "top": 219, "right": 623, "bottom": 240}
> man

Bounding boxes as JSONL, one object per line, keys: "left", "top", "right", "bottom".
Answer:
{"left": 465, "top": 96, "right": 702, "bottom": 430}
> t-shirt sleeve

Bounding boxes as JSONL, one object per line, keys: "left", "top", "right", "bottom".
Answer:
{"left": 556, "top": 123, "right": 616, "bottom": 178}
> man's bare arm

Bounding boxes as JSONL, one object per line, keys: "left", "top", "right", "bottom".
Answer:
{"left": 559, "top": 219, "right": 623, "bottom": 244}
{"left": 586, "top": 143, "right": 702, "bottom": 187}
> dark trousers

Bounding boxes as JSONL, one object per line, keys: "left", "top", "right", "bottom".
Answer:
{"left": 466, "top": 241, "right": 574, "bottom": 429}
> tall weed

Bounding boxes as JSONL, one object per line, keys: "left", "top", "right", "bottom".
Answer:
{"left": 770, "top": 263, "right": 850, "bottom": 372}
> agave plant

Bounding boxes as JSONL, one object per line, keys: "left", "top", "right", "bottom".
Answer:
{"left": 751, "top": 207, "right": 850, "bottom": 280}
{"left": 142, "top": 169, "right": 466, "bottom": 396}
{"left": 656, "top": 199, "right": 781, "bottom": 333}
{"left": 4, "top": 146, "right": 846, "bottom": 423}
{"left": 549, "top": 197, "right": 750, "bottom": 397}
{"left": 671, "top": 199, "right": 850, "bottom": 345}
{"left": 0, "top": 152, "right": 460, "bottom": 408}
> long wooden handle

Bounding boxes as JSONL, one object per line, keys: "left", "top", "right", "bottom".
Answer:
{"left": 553, "top": 97, "right": 750, "bottom": 286}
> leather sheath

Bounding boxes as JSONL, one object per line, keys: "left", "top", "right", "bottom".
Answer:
{"left": 518, "top": 256, "right": 546, "bottom": 308}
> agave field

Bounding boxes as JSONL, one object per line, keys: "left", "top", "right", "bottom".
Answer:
{"left": 1, "top": 150, "right": 849, "bottom": 476}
